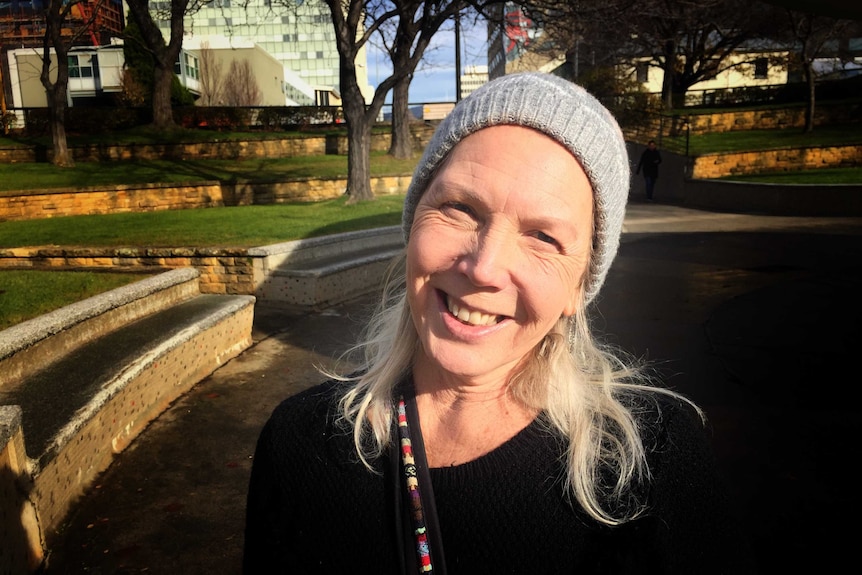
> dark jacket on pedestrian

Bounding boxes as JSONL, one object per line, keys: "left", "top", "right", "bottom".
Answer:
{"left": 637, "top": 147, "right": 662, "bottom": 178}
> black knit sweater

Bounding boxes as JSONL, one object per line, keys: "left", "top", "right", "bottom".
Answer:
{"left": 243, "top": 380, "right": 752, "bottom": 574}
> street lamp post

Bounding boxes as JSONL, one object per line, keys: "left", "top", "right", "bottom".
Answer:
{"left": 455, "top": 9, "right": 462, "bottom": 102}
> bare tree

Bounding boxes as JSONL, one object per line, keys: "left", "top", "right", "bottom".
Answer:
{"left": 124, "top": 0, "right": 208, "bottom": 128}
{"left": 223, "top": 59, "right": 263, "bottom": 106}
{"left": 376, "top": 2, "right": 478, "bottom": 159}
{"left": 782, "top": 9, "right": 856, "bottom": 132}
{"left": 521, "top": 0, "right": 781, "bottom": 110}
{"left": 198, "top": 41, "right": 225, "bottom": 106}
{"left": 275, "top": 0, "right": 489, "bottom": 202}
{"left": 38, "top": 0, "right": 105, "bottom": 167}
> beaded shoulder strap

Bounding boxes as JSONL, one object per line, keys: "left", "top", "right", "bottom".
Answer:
{"left": 395, "top": 391, "right": 447, "bottom": 575}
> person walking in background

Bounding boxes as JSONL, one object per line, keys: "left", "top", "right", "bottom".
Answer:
{"left": 636, "top": 140, "right": 662, "bottom": 201}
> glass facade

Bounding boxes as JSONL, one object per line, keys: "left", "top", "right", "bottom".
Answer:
{"left": 155, "top": 0, "right": 341, "bottom": 93}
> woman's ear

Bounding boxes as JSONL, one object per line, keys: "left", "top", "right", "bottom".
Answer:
{"left": 562, "top": 286, "right": 584, "bottom": 318}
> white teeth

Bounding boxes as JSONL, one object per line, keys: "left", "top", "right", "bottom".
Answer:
{"left": 447, "top": 297, "right": 500, "bottom": 326}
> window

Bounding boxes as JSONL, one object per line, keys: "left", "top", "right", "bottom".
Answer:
{"left": 175, "top": 53, "right": 199, "bottom": 80}
{"left": 68, "top": 55, "right": 94, "bottom": 78}
{"left": 636, "top": 62, "right": 649, "bottom": 83}
{"left": 185, "top": 53, "right": 200, "bottom": 80}
{"left": 754, "top": 57, "right": 768, "bottom": 79}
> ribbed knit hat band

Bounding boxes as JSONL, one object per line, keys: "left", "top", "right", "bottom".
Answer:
{"left": 402, "top": 72, "right": 630, "bottom": 304}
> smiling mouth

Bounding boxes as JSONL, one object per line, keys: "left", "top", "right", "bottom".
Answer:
{"left": 445, "top": 294, "right": 503, "bottom": 326}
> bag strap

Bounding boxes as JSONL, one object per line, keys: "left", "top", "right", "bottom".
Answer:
{"left": 394, "top": 385, "right": 448, "bottom": 574}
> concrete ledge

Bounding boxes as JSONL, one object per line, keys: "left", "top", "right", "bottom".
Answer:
{"left": 0, "top": 270, "right": 255, "bottom": 571}
{"left": 27, "top": 294, "right": 255, "bottom": 536}
{"left": 0, "top": 268, "right": 201, "bottom": 389}
{"left": 249, "top": 226, "right": 404, "bottom": 309}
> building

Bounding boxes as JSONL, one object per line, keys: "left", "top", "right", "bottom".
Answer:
{"left": 487, "top": 2, "right": 563, "bottom": 80}
{"left": 182, "top": 36, "right": 306, "bottom": 106}
{"left": 153, "top": 0, "right": 372, "bottom": 106}
{"left": 5, "top": 36, "right": 300, "bottom": 109}
{"left": 1, "top": 0, "right": 126, "bottom": 112}
{"left": 459, "top": 65, "right": 488, "bottom": 99}
{"left": 6, "top": 41, "right": 126, "bottom": 109}
{"left": 0, "top": 0, "right": 124, "bottom": 49}
{"left": 627, "top": 47, "right": 791, "bottom": 106}
{"left": 626, "top": 37, "right": 862, "bottom": 107}
{"left": 4, "top": 39, "right": 209, "bottom": 109}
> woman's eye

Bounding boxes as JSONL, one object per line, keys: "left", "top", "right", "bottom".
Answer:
{"left": 443, "top": 202, "right": 474, "bottom": 216}
{"left": 534, "top": 231, "right": 559, "bottom": 246}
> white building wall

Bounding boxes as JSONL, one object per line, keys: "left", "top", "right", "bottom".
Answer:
{"left": 152, "top": 0, "right": 372, "bottom": 103}
{"left": 629, "top": 52, "right": 789, "bottom": 96}
{"left": 460, "top": 65, "right": 488, "bottom": 99}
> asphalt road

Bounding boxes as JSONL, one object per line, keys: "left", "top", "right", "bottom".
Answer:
{"left": 43, "top": 200, "right": 862, "bottom": 574}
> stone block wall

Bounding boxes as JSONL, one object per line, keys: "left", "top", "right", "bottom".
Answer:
{"left": 0, "top": 176, "right": 411, "bottom": 222}
{"left": 0, "top": 269, "right": 201, "bottom": 389}
{"left": 686, "top": 103, "right": 862, "bottom": 135}
{"left": 0, "top": 247, "right": 255, "bottom": 296}
{"left": 623, "top": 102, "right": 862, "bottom": 143}
{"left": 692, "top": 144, "right": 862, "bottom": 179}
{"left": 0, "top": 126, "right": 435, "bottom": 165}
{"left": 0, "top": 182, "right": 237, "bottom": 221}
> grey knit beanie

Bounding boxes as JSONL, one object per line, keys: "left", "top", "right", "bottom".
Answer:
{"left": 402, "top": 72, "right": 630, "bottom": 304}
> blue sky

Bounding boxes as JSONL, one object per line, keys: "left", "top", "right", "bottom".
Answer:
{"left": 366, "top": 19, "right": 488, "bottom": 104}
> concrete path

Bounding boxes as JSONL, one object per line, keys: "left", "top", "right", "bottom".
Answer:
{"left": 43, "top": 199, "right": 862, "bottom": 574}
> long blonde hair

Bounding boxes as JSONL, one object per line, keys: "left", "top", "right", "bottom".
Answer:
{"left": 333, "top": 252, "right": 696, "bottom": 526}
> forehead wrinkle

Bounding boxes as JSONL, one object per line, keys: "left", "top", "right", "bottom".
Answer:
{"left": 430, "top": 154, "right": 589, "bottom": 241}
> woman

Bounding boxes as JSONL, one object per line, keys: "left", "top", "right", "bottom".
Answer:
{"left": 244, "top": 73, "right": 750, "bottom": 574}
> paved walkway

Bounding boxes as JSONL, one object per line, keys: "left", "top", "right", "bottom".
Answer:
{"left": 44, "top": 199, "right": 862, "bottom": 574}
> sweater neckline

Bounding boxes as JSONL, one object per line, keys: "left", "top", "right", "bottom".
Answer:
{"left": 427, "top": 417, "right": 550, "bottom": 472}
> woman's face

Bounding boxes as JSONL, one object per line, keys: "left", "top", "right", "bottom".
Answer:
{"left": 406, "top": 125, "right": 594, "bottom": 388}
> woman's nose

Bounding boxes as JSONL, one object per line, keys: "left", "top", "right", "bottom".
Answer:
{"left": 458, "top": 228, "right": 511, "bottom": 288}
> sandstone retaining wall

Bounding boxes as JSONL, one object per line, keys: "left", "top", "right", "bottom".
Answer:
{"left": 685, "top": 103, "right": 862, "bottom": 135}
{"left": 693, "top": 145, "right": 862, "bottom": 179}
{"left": 0, "top": 127, "right": 435, "bottom": 164}
{"left": 0, "top": 175, "right": 412, "bottom": 221}
{"left": 0, "top": 247, "right": 255, "bottom": 295}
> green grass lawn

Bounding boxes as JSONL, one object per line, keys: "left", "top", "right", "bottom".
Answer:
{"left": 0, "top": 124, "right": 387, "bottom": 147}
{"left": 0, "top": 270, "right": 148, "bottom": 329}
{"left": 668, "top": 124, "right": 862, "bottom": 156}
{"left": 0, "top": 195, "right": 406, "bottom": 328}
{"left": 0, "top": 194, "right": 407, "bottom": 249}
{"left": 0, "top": 152, "right": 419, "bottom": 192}
{"left": 719, "top": 167, "right": 862, "bottom": 184}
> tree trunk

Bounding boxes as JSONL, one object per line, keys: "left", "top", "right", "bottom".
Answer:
{"left": 345, "top": 112, "right": 373, "bottom": 203}
{"left": 339, "top": 48, "right": 375, "bottom": 203}
{"left": 152, "top": 63, "right": 175, "bottom": 128}
{"left": 661, "top": 41, "right": 676, "bottom": 111}
{"left": 804, "top": 62, "right": 816, "bottom": 133}
{"left": 389, "top": 75, "right": 413, "bottom": 159}
{"left": 125, "top": 0, "right": 182, "bottom": 130}
{"left": 341, "top": 76, "right": 373, "bottom": 202}
{"left": 47, "top": 85, "right": 73, "bottom": 167}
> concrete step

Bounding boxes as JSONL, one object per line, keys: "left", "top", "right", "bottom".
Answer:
{"left": 250, "top": 226, "right": 404, "bottom": 309}
{"left": 0, "top": 270, "right": 255, "bottom": 571}
{"left": 1, "top": 294, "right": 254, "bottom": 470}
